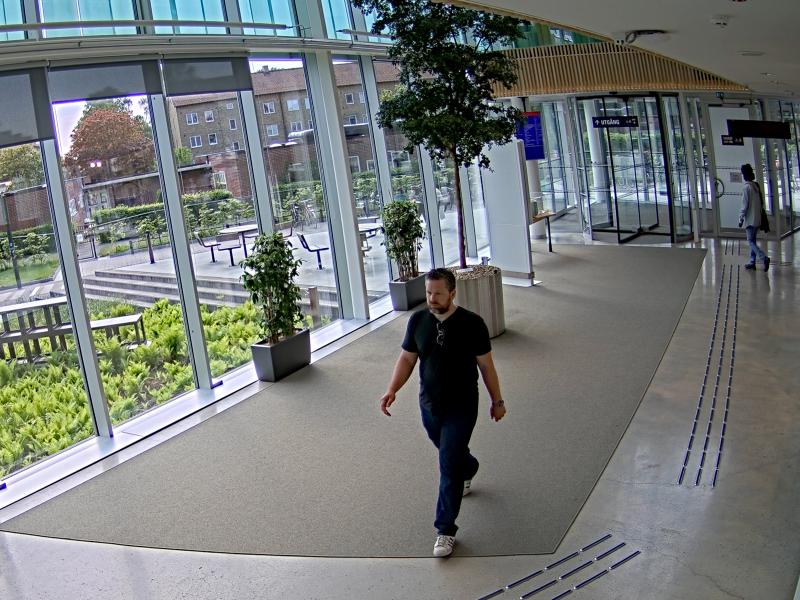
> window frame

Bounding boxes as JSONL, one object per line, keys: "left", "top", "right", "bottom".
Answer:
{"left": 189, "top": 135, "right": 202, "bottom": 148}
{"left": 263, "top": 101, "right": 276, "bottom": 114}
{"left": 266, "top": 123, "right": 279, "bottom": 137}
{"left": 205, "top": 110, "right": 214, "bottom": 123}
{"left": 186, "top": 112, "right": 198, "bottom": 125}
{"left": 208, "top": 133, "right": 218, "bottom": 145}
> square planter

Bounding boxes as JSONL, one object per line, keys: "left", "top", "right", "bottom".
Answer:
{"left": 251, "top": 328, "right": 311, "bottom": 382}
{"left": 389, "top": 273, "right": 427, "bottom": 311}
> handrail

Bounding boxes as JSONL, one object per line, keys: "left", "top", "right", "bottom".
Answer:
{"left": 0, "top": 19, "right": 297, "bottom": 35}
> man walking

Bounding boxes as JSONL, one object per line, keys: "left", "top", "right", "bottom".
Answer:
{"left": 739, "top": 163, "right": 770, "bottom": 271}
{"left": 380, "top": 268, "right": 506, "bottom": 557}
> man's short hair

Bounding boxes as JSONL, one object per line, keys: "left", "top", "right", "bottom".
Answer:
{"left": 425, "top": 268, "right": 456, "bottom": 292}
{"left": 741, "top": 163, "right": 755, "bottom": 181}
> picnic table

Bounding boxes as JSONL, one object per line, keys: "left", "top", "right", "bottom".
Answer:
{"left": 358, "top": 222, "right": 383, "bottom": 255}
{"left": 0, "top": 297, "right": 146, "bottom": 363}
{"left": 220, "top": 223, "right": 260, "bottom": 257}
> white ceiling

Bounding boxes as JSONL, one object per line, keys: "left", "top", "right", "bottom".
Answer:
{"left": 460, "top": 0, "right": 799, "bottom": 97}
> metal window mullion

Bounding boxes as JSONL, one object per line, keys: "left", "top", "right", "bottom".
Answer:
{"left": 419, "top": 146, "right": 445, "bottom": 266}
{"left": 679, "top": 93, "right": 701, "bottom": 242}
{"left": 150, "top": 93, "right": 213, "bottom": 389}
{"left": 760, "top": 97, "right": 783, "bottom": 239}
{"left": 41, "top": 140, "right": 112, "bottom": 437}
{"left": 240, "top": 89, "right": 275, "bottom": 233}
{"left": 222, "top": 0, "right": 242, "bottom": 34}
{"left": 460, "top": 163, "right": 477, "bottom": 257}
{"left": 305, "top": 50, "right": 368, "bottom": 320}
{"left": 564, "top": 97, "right": 588, "bottom": 234}
{"left": 22, "top": 0, "right": 40, "bottom": 40}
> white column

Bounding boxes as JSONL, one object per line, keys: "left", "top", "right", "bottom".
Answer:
{"left": 240, "top": 89, "right": 275, "bottom": 233}
{"left": 41, "top": 140, "right": 112, "bottom": 437}
{"left": 512, "top": 97, "right": 545, "bottom": 238}
{"left": 151, "top": 94, "right": 214, "bottom": 389}
{"left": 305, "top": 51, "right": 369, "bottom": 320}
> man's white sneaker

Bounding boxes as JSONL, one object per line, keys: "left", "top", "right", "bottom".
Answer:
{"left": 463, "top": 479, "right": 472, "bottom": 496}
{"left": 433, "top": 534, "right": 456, "bottom": 557}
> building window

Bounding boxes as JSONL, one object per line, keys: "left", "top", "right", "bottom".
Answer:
{"left": 349, "top": 156, "right": 361, "bottom": 172}
{"left": 263, "top": 102, "right": 275, "bottom": 114}
{"left": 226, "top": 102, "right": 234, "bottom": 109}
{"left": 366, "top": 159, "right": 375, "bottom": 171}
{"left": 287, "top": 98, "right": 300, "bottom": 111}
{"left": 189, "top": 135, "right": 202, "bottom": 148}
{"left": 205, "top": 110, "right": 214, "bottom": 122}
{"left": 229, "top": 119, "right": 237, "bottom": 130}
{"left": 266, "top": 124, "right": 279, "bottom": 137}
{"left": 290, "top": 121, "right": 303, "bottom": 132}
{"left": 389, "top": 150, "right": 411, "bottom": 167}
{"left": 307, "top": 119, "right": 313, "bottom": 129}
{"left": 304, "top": 96, "right": 310, "bottom": 109}
{"left": 208, "top": 133, "right": 218, "bottom": 145}
{"left": 346, "top": 114, "right": 358, "bottom": 125}
{"left": 213, "top": 171, "right": 227, "bottom": 188}
{"left": 359, "top": 91, "right": 365, "bottom": 104}
{"left": 232, "top": 141, "right": 241, "bottom": 151}
{"left": 186, "top": 112, "right": 198, "bottom": 125}
{"left": 345, "top": 93, "right": 355, "bottom": 104}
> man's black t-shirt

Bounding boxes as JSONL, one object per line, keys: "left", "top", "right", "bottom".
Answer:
{"left": 402, "top": 306, "right": 491, "bottom": 411}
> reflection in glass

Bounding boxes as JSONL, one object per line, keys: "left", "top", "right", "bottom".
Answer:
{"left": 0, "top": 143, "right": 95, "bottom": 477}
{"left": 0, "top": 0, "right": 24, "bottom": 41}
{"left": 250, "top": 57, "right": 341, "bottom": 331}
{"left": 53, "top": 96, "right": 196, "bottom": 424}
{"left": 433, "top": 158, "right": 460, "bottom": 266}
{"left": 151, "top": 0, "right": 226, "bottom": 34}
{"left": 239, "top": 0, "right": 296, "bottom": 36}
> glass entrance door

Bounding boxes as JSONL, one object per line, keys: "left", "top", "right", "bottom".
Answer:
{"left": 573, "top": 94, "right": 691, "bottom": 243}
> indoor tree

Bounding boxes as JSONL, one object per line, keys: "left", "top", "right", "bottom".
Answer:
{"left": 352, "top": 0, "right": 522, "bottom": 268}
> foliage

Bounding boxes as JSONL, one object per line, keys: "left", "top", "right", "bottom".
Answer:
{"left": 0, "top": 299, "right": 265, "bottom": 477}
{"left": 174, "top": 146, "right": 193, "bottom": 166}
{"left": 135, "top": 215, "right": 166, "bottom": 237}
{"left": 351, "top": 0, "right": 522, "bottom": 267}
{"left": 18, "top": 232, "right": 49, "bottom": 264}
{"left": 0, "top": 237, "right": 10, "bottom": 270}
{"left": 0, "top": 145, "right": 44, "bottom": 190}
{"left": 64, "top": 108, "right": 156, "bottom": 180}
{"left": 382, "top": 200, "right": 425, "bottom": 281}
{"left": 240, "top": 233, "right": 303, "bottom": 345}
{"left": 0, "top": 256, "right": 59, "bottom": 287}
{"left": 92, "top": 202, "right": 163, "bottom": 225}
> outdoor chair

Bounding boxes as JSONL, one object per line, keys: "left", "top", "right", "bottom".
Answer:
{"left": 297, "top": 234, "right": 329, "bottom": 270}
{"left": 194, "top": 232, "right": 222, "bottom": 263}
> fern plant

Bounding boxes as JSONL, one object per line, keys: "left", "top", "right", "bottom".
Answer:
{"left": 240, "top": 232, "right": 303, "bottom": 345}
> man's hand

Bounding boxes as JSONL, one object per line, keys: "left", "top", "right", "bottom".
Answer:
{"left": 380, "top": 391, "right": 396, "bottom": 416}
{"left": 490, "top": 401, "right": 506, "bottom": 422}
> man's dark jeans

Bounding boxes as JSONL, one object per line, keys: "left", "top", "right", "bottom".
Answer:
{"left": 420, "top": 399, "right": 480, "bottom": 536}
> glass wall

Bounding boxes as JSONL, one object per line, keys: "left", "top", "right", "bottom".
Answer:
{"left": 0, "top": 0, "right": 24, "bottom": 41}
{"left": 151, "top": 0, "right": 226, "bottom": 34}
{"left": 38, "top": 0, "right": 136, "bottom": 37}
{"left": 249, "top": 56, "right": 341, "bottom": 331}
{"left": 322, "top": 0, "right": 352, "bottom": 40}
{"left": 331, "top": 56, "right": 389, "bottom": 301}
{"left": 778, "top": 101, "right": 800, "bottom": 233}
{"left": 239, "top": 0, "right": 296, "bottom": 36}
{"left": 52, "top": 93, "right": 198, "bottom": 423}
{"left": 0, "top": 142, "right": 96, "bottom": 478}
{"left": 165, "top": 90, "right": 264, "bottom": 380}
{"left": 433, "top": 158, "right": 460, "bottom": 265}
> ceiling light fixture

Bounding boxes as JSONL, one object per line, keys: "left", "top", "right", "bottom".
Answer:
{"left": 738, "top": 50, "right": 764, "bottom": 57}
{"left": 710, "top": 15, "right": 730, "bottom": 28}
{"left": 622, "top": 29, "right": 668, "bottom": 44}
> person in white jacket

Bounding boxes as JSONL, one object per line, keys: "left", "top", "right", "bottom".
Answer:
{"left": 738, "top": 163, "right": 770, "bottom": 271}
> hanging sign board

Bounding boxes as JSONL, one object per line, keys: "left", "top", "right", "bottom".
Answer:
{"left": 727, "top": 119, "right": 790, "bottom": 140}
{"left": 592, "top": 116, "right": 639, "bottom": 128}
{"left": 515, "top": 112, "right": 545, "bottom": 160}
{"left": 721, "top": 134, "right": 744, "bottom": 146}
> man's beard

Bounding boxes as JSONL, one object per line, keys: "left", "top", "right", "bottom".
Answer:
{"left": 428, "top": 301, "right": 451, "bottom": 315}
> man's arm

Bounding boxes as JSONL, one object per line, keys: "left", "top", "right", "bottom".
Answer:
{"left": 476, "top": 352, "right": 506, "bottom": 422}
{"left": 380, "top": 350, "right": 418, "bottom": 416}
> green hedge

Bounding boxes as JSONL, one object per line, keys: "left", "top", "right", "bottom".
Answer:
{"left": 93, "top": 203, "right": 164, "bottom": 225}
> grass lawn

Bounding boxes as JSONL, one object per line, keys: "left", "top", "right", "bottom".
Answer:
{"left": 0, "top": 256, "right": 59, "bottom": 288}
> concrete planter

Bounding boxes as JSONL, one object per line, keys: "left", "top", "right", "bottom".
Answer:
{"left": 452, "top": 266, "right": 505, "bottom": 338}
{"left": 251, "top": 328, "right": 311, "bottom": 382}
{"left": 388, "top": 273, "right": 426, "bottom": 311}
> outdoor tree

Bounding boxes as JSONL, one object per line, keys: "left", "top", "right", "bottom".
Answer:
{"left": 174, "top": 146, "right": 193, "bottom": 166}
{"left": 65, "top": 107, "right": 156, "bottom": 182}
{"left": 351, "top": 0, "right": 522, "bottom": 267}
{"left": 0, "top": 145, "right": 45, "bottom": 190}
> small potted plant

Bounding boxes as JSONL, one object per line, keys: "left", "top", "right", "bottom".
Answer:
{"left": 241, "top": 232, "right": 310, "bottom": 381}
{"left": 382, "top": 199, "right": 426, "bottom": 310}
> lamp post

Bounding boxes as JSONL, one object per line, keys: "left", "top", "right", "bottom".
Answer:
{"left": 0, "top": 181, "right": 21, "bottom": 289}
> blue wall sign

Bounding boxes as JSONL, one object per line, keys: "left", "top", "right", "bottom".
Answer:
{"left": 515, "top": 112, "right": 545, "bottom": 160}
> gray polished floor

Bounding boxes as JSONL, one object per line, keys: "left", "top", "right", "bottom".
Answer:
{"left": 1, "top": 236, "right": 798, "bottom": 600}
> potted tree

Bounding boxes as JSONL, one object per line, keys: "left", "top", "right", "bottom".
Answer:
{"left": 382, "top": 199, "right": 426, "bottom": 310}
{"left": 352, "top": 0, "right": 522, "bottom": 336}
{"left": 241, "top": 232, "right": 311, "bottom": 382}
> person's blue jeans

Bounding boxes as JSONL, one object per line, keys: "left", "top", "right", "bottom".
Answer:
{"left": 420, "top": 399, "right": 480, "bottom": 536}
{"left": 745, "top": 225, "right": 766, "bottom": 265}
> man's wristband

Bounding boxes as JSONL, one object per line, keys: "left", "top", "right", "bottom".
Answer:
{"left": 492, "top": 400, "right": 504, "bottom": 407}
